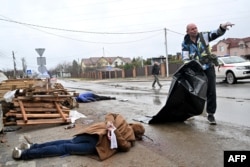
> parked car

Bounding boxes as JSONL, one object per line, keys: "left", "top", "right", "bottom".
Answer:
{"left": 215, "top": 56, "right": 250, "bottom": 84}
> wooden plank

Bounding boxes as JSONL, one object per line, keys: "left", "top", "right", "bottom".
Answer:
{"left": 5, "top": 109, "right": 70, "bottom": 116}
{"left": 7, "top": 110, "right": 17, "bottom": 113}
{"left": 14, "top": 113, "right": 68, "bottom": 118}
{"left": 15, "top": 108, "right": 58, "bottom": 112}
{"left": 13, "top": 108, "right": 70, "bottom": 112}
{"left": 5, "top": 111, "right": 18, "bottom": 117}
{"left": 18, "top": 99, "right": 28, "bottom": 123}
{"left": 16, "top": 118, "right": 71, "bottom": 125}
{"left": 31, "top": 95, "right": 73, "bottom": 98}
{"left": 4, "top": 121, "right": 17, "bottom": 126}
{"left": 54, "top": 102, "right": 67, "bottom": 121}
{"left": 16, "top": 97, "right": 66, "bottom": 102}
{"left": 13, "top": 101, "right": 55, "bottom": 108}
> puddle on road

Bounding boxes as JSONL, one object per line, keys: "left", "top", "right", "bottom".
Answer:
{"left": 96, "top": 91, "right": 167, "bottom": 106}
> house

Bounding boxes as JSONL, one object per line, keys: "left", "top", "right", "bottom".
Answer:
{"left": 150, "top": 56, "right": 166, "bottom": 65}
{"left": 81, "top": 56, "right": 132, "bottom": 72}
{"left": 211, "top": 37, "right": 250, "bottom": 59}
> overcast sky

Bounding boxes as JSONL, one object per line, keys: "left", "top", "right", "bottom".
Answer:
{"left": 0, "top": 0, "right": 249, "bottom": 73}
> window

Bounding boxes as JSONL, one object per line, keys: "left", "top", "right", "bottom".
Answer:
{"left": 239, "top": 44, "right": 244, "bottom": 49}
{"left": 219, "top": 46, "right": 224, "bottom": 52}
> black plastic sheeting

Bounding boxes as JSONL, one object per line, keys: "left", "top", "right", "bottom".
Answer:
{"left": 149, "top": 60, "right": 208, "bottom": 124}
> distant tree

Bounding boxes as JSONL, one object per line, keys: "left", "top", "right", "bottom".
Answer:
{"left": 131, "top": 56, "right": 143, "bottom": 67}
{"left": 71, "top": 60, "right": 79, "bottom": 77}
{"left": 122, "top": 63, "right": 134, "bottom": 70}
{"left": 49, "top": 62, "right": 72, "bottom": 77}
{"left": 117, "top": 56, "right": 144, "bottom": 70}
{"left": 144, "top": 59, "right": 151, "bottom": 65}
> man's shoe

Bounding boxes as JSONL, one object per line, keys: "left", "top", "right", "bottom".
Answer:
{"left": 19, "top": 142, "right": 31, "bottom": 150}
{"left": 12, "top": 147, "right": 22, "bottom": 159}
{"left": 207, "top": 114, "right": 217, "bottom": 125}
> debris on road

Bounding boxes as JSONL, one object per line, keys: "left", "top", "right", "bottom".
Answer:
{"left": 0, "top": 79, "right": 79, "bottom": 126}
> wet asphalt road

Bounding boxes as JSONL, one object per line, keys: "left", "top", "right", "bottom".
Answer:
{"left": 59, "top": 77, "right": 250, "bottom": 166}
{"left": 61, "top": 77, "right": 250, "bottom": 127}
{"left": 1, "top": 77, "right": 250, "bottom": 167}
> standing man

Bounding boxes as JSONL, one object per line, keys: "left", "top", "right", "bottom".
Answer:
{"left": 181, "top": 22, "right": 234, "bottom": 125}
{"left": 152, "top": 61, "right": 162, "bottom": 88}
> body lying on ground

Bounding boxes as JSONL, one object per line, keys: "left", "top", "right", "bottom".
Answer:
{"left": 75, "top": 91, "right": 116, "bottom": 103}
{"left": 12, "top": 113, "right": 145, "bottom": 161}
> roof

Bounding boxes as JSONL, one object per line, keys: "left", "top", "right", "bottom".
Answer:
{"left": 82, "top": 56, "right": 132, "bottom": 66}
{"left": 82, "top": 57, "right": 100, "bottom": 66}
{"left": 212, "top": 37, "right": 250, "bottom": 51}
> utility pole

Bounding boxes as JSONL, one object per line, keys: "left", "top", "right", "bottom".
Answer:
{"left": 103, "top": 47, "right": 105, "bottom": 57}
{"left": 164, "top": 28, "right": 169, "bottom": 78}
{"left": 78, "top": 58, "right": 81, "bottom": 77}
{"left": 21, "top": 57, "right": 27, "bottom": 78}
{"left": 12, "top": 51, "right": 17, "bottom": 79}
{"left": 141, "top": 56, "right": 144, "bottom": 67}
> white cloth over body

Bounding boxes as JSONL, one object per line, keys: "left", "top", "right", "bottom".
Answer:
{"left": 110, "top": 129, "right": 118, "bottom": 149}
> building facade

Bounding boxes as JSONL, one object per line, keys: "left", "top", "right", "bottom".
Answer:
{"left": 80, "top": 56, "right": 132, "bottom": 72}
{"left": 211, "top": 37, "right": 250, "bottom": 59}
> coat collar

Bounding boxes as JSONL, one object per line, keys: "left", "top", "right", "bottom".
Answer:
{"left": 184, "top": 34, "right": 199, "bottom": 45}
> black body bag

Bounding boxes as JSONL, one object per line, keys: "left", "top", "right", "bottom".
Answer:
{"left": 149, "top": 60, "right": 208, "bottom": 124}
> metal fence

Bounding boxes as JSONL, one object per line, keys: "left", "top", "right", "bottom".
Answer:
{"left": 81, "top": 63, "right": 183, "bottom": 79}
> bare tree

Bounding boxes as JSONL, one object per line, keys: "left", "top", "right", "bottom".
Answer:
{"left": 21, "top": 57, "right": 27, "bottom": 77}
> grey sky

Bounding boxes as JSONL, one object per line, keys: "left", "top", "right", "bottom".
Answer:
{"left": 0, "top": 0, "right": 249, "bottom": 72}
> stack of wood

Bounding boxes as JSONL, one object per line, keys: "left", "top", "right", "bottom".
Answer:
{"left": 0, "top": 79, "right": 78, "bottom": 126}
{"left": 0, "top": 79, "right": 40, "bottom": 101}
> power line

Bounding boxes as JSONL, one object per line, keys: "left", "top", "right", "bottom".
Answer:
{"left": 0, "top": 17, "right": 162, "bottom": 34}
{"left": 167, "top": 29, "right": 185, "bottom": 36}
{"left": 2, "top": 18, "right": 164, "bottom": 44}
{"left": 0, "top": 15, "right": 174, "bottom": 44}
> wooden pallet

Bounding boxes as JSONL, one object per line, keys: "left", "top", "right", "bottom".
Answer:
{"left": 4, "top": 97, "right": 71, "bottom": 126}
{"left": 0, "top": 79, "right": 44, "bottom": 101}
{"left": 1, "top": 79, "right": 78, "bottom": 126}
